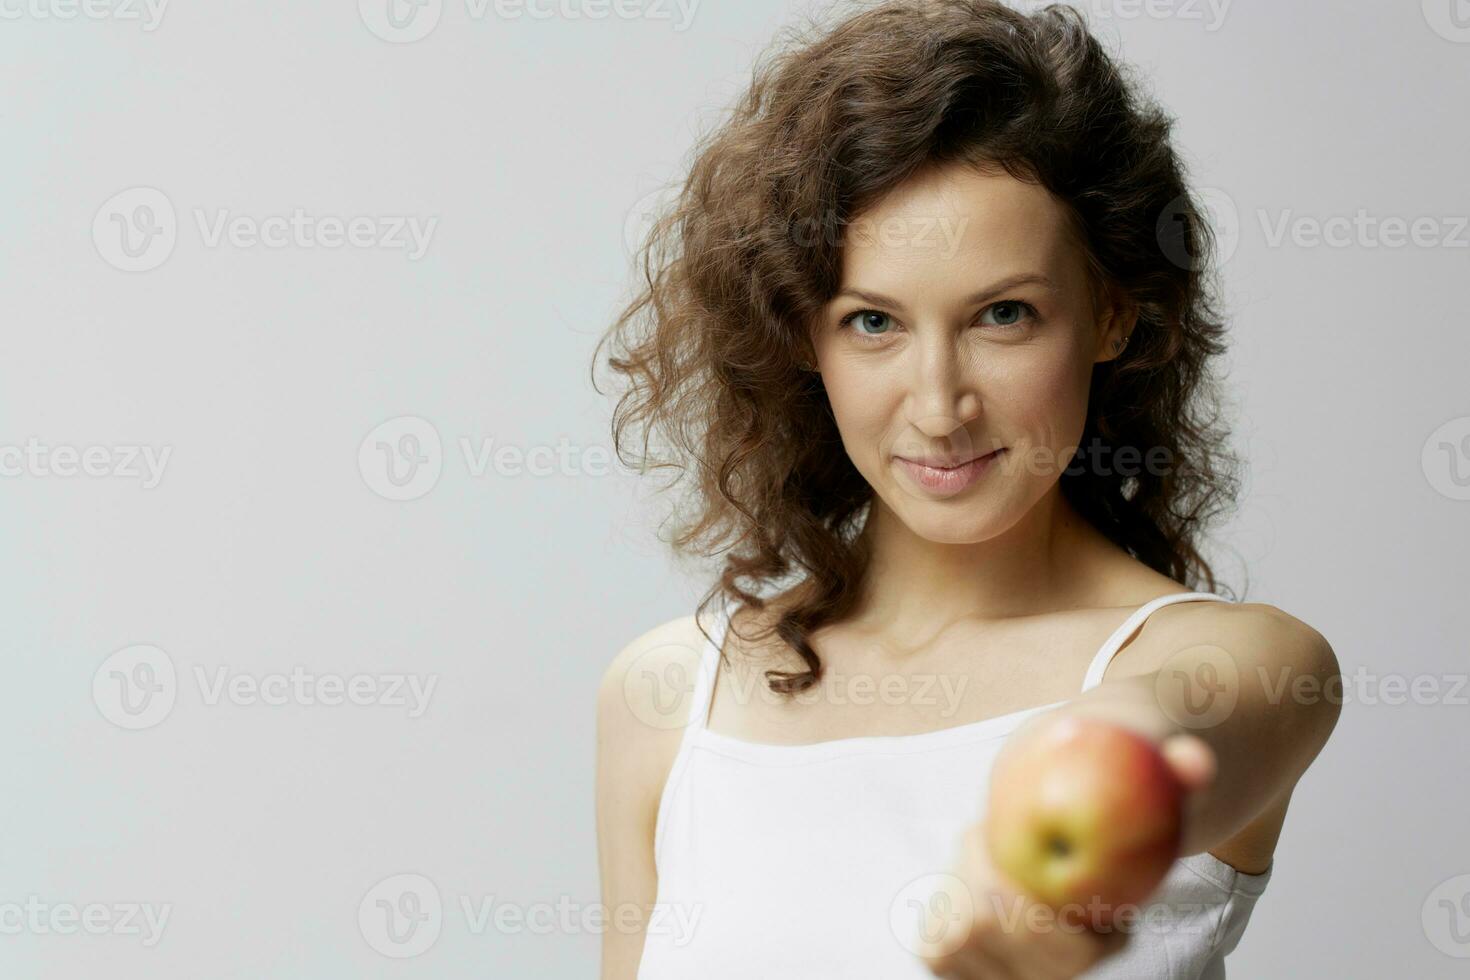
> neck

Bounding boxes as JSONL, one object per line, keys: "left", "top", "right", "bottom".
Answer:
{"left": 851, "top": 484, "right": 1115, "bottom": 639}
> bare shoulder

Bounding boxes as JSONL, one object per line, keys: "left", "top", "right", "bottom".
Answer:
{"left": 597, "top": 612, "right": 709, "bottom": 749}
{"left": 1082, "top": 547, "right": 1334, "bottom": 667}
{"left": 1115, "top": 596, "right": 1338, "bottom": 685}
{"left": 596, "top": 611, "right": 718, "bottom": 814}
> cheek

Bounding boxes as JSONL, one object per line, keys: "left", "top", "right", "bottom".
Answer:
{"left": 817, "top": 361, "right": 915, "bottom": 489}
{"left": 990, "top": 345, "right": 1094, "bottom": 456}
{"left": 822, "top": 366, "right": 892, "bottom": 449}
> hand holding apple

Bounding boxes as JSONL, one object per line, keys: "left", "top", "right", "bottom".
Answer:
{"left": 983, "top": 714, "right": 1200, "bottom": 928}
{"left": 915, "top": 816, "right": 1130, "bottom": 979}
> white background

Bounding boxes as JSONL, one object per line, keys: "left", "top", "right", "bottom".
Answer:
{"left": 3, "top": 0, "right": 1468, "bottom": 976}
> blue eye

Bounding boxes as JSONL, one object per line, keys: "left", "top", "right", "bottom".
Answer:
{"left": 839, "top": 310, "right": 894, "bottom": 337}
{"left": 837, "top": 300, "right": 1039, "bottom": 343}
{"left": 980, "top": 301, "right": 1037, "bottom": 328}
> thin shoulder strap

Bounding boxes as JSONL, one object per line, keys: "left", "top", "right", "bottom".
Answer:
{"left": 1079, "top": 592, "right": 1232, "bottom": 693}
{"left": 682, "top": 595, "right": 734, "bottom": 734}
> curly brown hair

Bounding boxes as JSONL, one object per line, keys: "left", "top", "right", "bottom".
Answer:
{"left": 592, "top": 0, "right": 1242, "bottom": 695}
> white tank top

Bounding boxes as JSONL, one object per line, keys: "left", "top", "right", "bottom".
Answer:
{"left": 639, "top": 591, "right": 1273, "bottom": 979}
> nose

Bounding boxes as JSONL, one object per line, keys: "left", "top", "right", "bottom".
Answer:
{"left": 907, "top": 333, "right": 981, "bottom": 438}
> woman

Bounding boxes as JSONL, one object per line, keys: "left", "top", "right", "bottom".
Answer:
{"left": 593, "top": 2, "right": 1341, "bottom": 977}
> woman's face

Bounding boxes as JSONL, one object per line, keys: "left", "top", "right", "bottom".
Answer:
{"left": 809, "top": 162, "right": 1129, "bottom": 544}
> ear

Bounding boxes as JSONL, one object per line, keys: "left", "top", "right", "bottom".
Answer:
{"left": 1093, "top": 286, "right": 1138, "bottom": 364}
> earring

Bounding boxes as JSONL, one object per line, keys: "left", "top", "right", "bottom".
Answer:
{"left": 1113, "top": 334, "right": 1131, "bottom": 353}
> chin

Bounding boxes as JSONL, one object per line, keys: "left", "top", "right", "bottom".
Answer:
{"left": 882, "top": 492, "right": 1005, "bottom": 544}
{"left": 915, "top": 515, "right": 997, "bottom": 545}
{"left": 916, "top": 523, "right": 990, "bottom": 545}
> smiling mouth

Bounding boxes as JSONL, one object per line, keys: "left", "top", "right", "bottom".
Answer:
{"left": 892, "top": 448, "right": 1006, "bottom": 496}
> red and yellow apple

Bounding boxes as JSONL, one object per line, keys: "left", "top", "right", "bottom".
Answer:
{"left": 984, "top": 715, "right": 1185, "bottom": 926}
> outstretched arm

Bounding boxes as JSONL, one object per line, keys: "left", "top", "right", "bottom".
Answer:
{"left": 1028, "top": 600, "right": 1342, "bottom": 859}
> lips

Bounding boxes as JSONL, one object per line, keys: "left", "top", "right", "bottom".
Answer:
{"left": 893, "top": 448, "right": 1005, "bottom": 497}
{"left": 895, "top": 448, "right": 1003, "bottom": 470}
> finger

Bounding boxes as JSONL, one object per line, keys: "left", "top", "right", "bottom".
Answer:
{"left": 926, "top": 915, "right": 1015, "bottom": 980}
{"left": 1028, "top": 928, "right": 1121, "bottom": 979}
{"left": 1160, "top": 733, "right": 1216, "bottom": 792}
{"left": 957, "top": 942, "right": 1019, "bottom": 980}
{"left": 1024, "top": 931, "right": 1095, "bottom": 979}
{"left": 994, "top": 907, "right": 1108, "bottom": 980}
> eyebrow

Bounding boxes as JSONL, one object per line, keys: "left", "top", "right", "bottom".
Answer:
{"left": 834, "top": 274, "right": 1060, "bottom": 313}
